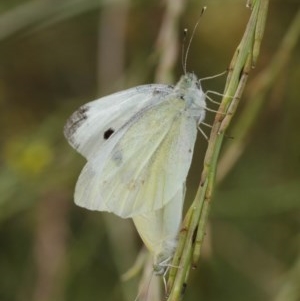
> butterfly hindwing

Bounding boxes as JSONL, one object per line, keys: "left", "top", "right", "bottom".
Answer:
{"left": 132, "top": 184, "right": 185, "bottom": 259}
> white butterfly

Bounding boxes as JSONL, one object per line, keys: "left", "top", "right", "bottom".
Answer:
{"left": 64, "top": 72, "right": 206, "bottom": 273}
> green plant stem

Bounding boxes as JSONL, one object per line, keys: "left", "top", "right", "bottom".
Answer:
{"left": 167, "top": 180, "right": 208, "bottom": 300}
{"left": 166, "top": 1, "right": 269, "bottom": 300}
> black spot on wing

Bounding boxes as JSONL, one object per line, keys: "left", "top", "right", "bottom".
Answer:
{"left": 63, "top": 105, "right": 89, "bottom": 146}
{"left": 103, "top": 128, "right": 115, "bottom": 140}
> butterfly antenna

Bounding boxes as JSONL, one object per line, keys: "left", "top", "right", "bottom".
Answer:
{"left": 184, "top": 6, "right": 207, "bottom": 74}
{"left": 181, "top": 28, "right": 188, "bottom": 74}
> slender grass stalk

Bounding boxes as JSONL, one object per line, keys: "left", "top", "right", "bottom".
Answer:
{"left": 166, "top": 1, "right": 269, "bottom": 300}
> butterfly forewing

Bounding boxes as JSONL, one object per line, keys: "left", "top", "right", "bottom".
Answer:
{"left": 64, "top": 84, "right": 173, "bottom": 159}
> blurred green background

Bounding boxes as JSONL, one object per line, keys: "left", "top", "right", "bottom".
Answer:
{"left": 0, "top": 1, "right": 299, "bottom": 301}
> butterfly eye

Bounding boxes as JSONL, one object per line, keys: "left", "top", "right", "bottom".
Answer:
{"left": 103, "top": 128, "right": 115, "bottom": 140}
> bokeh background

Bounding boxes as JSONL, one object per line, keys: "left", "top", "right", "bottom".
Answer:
{"left": 0, "top": 1, "right": 299, "bottom": 301}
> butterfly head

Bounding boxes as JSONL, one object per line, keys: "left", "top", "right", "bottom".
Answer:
{"left": 175, "top": 72, "right": 202, "bottom": 92}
